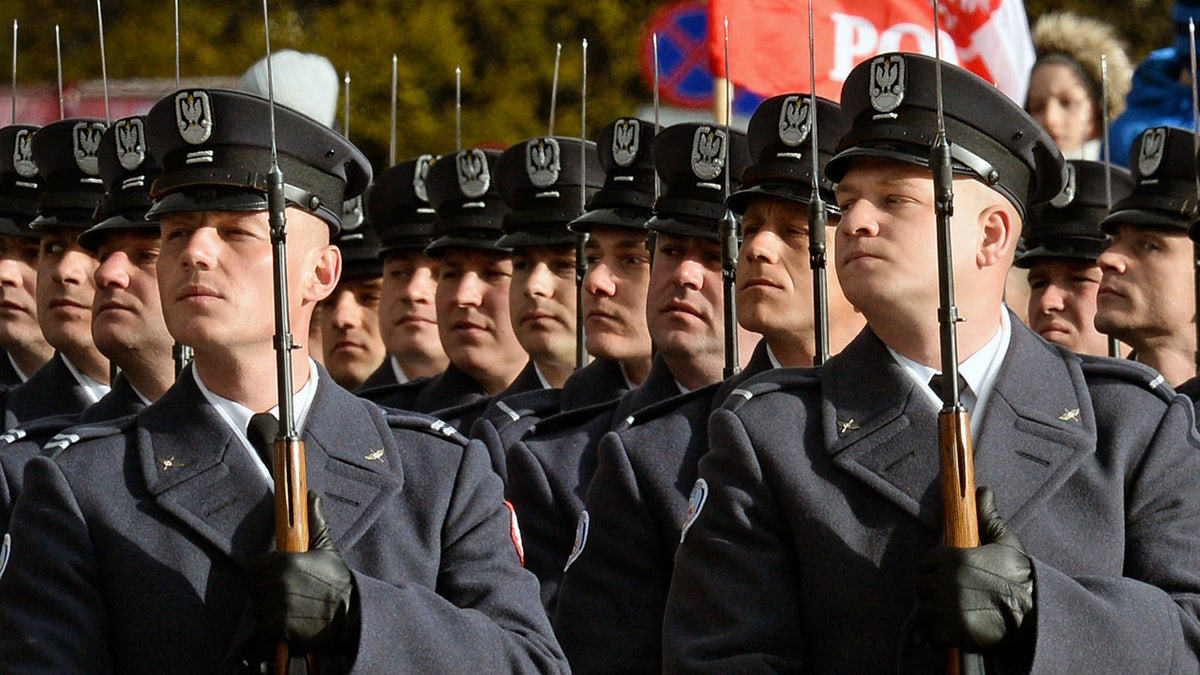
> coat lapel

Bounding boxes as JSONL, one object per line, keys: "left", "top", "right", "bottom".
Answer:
{"left": 616, "top": 356, "right": 682, "bottom": 423}
{"left": 821, "top": 320, "right": 1098, "bottom": 536}
{"left": 141, "top": 369, "right": 404, "bottom": 564}
{"left": 300, "top": 374, "right": 403, "bottom": 551}
{"left": 415, "top": 362, "right": 488, "bottom": 411}
{"left": 140, "top": 373, "right": 275, "bottom": 566}
{"left": 971, "top": 321, "right": 1095, "bottom": 527}
{"left": 822, "top": 329, "right": 944, "bottom": 533}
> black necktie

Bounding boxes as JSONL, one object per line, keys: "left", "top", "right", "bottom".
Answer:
{"left": 246, "top": 412, "right": 278, "bottom": 477}
{"left": 928, "top": 372, "right": 972, "bottom": 405}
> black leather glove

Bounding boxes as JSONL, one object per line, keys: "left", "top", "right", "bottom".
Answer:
{"left": 915, "top": 486, "right": 1034, "bottom": 651}
{"left": 248, "top": 492, "right": 360, "bottom": 652}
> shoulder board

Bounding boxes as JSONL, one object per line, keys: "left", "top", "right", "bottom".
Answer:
{"left": 382, "top": 408, "right": 469, "bottom": 445}
{"left": 619, "top": 382, "right": 721, "bottom": 431}
{"left": 356, "top": 378, "right": 429, "bottom": 403}
{"left": 720, "top": 366, "right": 823, "bottom": 413}
{"left": 0, "top": 412, "right": 80, "bottom": 445}
{"left": 528, "top": 397, "right": 620, "bottom": 436}
{"left": 1077, "top": 355, "right": 1175, "bottom": 404}
{"left": 485, "top": 388, "right": 562, "bottom": 425}
{"left": 41, "top": 415, "right": 136, "bottom": 457}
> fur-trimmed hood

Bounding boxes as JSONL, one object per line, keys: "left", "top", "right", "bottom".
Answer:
{"left": 1030, "top": 11, "right": 1133, "bottom": 121}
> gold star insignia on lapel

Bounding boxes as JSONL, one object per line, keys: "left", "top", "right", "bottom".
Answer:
{"left": 1058, "top": 408, "right": 1081, "bottom": 423}
{"left": 159, "top": 456, "right": 185, "bottom": 471}
{"left": 837, "top": 419, "right": 859, "bottom": 435}
{"left": 364, "top": 448, "right": 385, "bottom": 461}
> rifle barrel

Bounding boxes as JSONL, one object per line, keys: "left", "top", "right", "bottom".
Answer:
{"left": 809, "top": 197, "right": 829, "bottom": 364}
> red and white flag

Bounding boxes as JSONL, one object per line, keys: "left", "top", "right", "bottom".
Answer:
{"left": 708, "top": 0, "right": 1034, "bottom": 106}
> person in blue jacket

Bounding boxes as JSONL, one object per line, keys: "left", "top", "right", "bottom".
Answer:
{"left": 1108, "top": 0, "right": 1200, "bottom": 168}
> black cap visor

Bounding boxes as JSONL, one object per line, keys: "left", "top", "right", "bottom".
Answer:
{"left": 568, "top": 206, "right": 652, "bottom": 233}
{"left": 1014, "top": 236, "right": 1109, "bottom": 268}
{"left": 645, "top": 213, "right": 723, "bottom": 241}
{"left": 77, "top": 213, "right": 160, "bottom": 253}
{"left": 425, "top": 228, "right": 512, "bottom": 257}
{"left": 726, "top": 180, "right": 841, "bottom": 219}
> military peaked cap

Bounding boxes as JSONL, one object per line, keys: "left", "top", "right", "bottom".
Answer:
{"left": 728, "top": 94, "right": 844, "bottom": 216}
{"left": 79, "top": 116, "right": 162, "bottom": 252}
{"left": 1016, "top": 160, "right": 1131, "bottom": 266}
{"left": 570, "top": 117, "right": 658, "bottom": 233}
{"left": 0, "top": 124, "right": 43, "bottom": 238}
{"left": 424, "top": 148, "right": 510, "bottom": 255}
{"left": 646, "top": 122, "right": 749, "bottom": 241}
{"left": 30, "top": 118, "right": 108, "bottom": 229}
{"left": 365, "top": 155, "right": 438, "bottom": 256}
{"left": 497, "top": 136, "right": 601, "bottom": 248}
{"left": 1103, "top": 126, "right": 1199, "bottom": 233}
{"left": 826, "top": 52, "right": 1065, "bottom": 218}
{"left": 144, "top": 88, "right": 371, "bottom": 233}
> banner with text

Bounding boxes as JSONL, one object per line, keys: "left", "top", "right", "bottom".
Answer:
{"left": 707, "top": 0, "right": 1033, "bottom": 106}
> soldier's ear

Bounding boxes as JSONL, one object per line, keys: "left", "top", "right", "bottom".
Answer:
{"left": 975, "top": 199, "right": 1017, "bottom": 270}
{"left": 306, "top": 243, "right": 342, "bottom": 304}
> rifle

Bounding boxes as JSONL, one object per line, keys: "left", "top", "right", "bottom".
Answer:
{"left": 53, "top": 25, "right": 62, "bottom": 120}
{"left": 96, "top": 1, "right": 121, "bottom": 387}
{"left": 573, "top": 39, "right": 588, "bottom": 369}
{"left": 389, "top": 55, "right": 398, "bottom": 166}
{"left": 1188, "top": 20, "right": 1200, "bottom": 373}
{"left": 10, "top": 20, "right": 16, "bottom": 126}
{"left": 1099, "top": 55, "right": 1122, "bottom": 359}
{"left": 930, "top": 2, "right": 982, "bottom": 673}
{"left": 720, "top": 16, "right": 739, "bottom": 378}
{"left": 260, "top": 1, "right": 312, "bottom": 672}
{"left": 170, "top": 0, "right": 193, "bottom": 378}
{"left": 805, "top": 0, "right": 829, "bottom": 365}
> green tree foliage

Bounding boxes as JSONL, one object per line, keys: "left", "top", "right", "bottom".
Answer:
{"left": 7, "top": 0, "right": 1177, "bottom": 174}
{"left": 0, "top": 0, "right": 659, "bottom": 172}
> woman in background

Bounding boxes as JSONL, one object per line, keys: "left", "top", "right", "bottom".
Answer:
{"left": 1025, "top": 11, "right": 1131, "bottom": 160}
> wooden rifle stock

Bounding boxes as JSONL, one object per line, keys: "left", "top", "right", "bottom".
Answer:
{"left": 936, "top": 403, "right": 974, "bottom": 672}
{"left": 273, "top": 436, "right": 316, "bottom": 674}
{"left": 939, "top": 407, "right": 982, "bottom": 675}
{"left": 938, "top": 409, "right": 979, "bottom": 550}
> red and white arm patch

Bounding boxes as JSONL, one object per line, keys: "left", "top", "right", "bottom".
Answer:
{"left": 504, "top": 500, "right": 525, "bottom": 566}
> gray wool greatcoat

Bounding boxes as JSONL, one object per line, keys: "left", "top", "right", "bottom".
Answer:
{"left": 0, "top": 366, "right": 566, "bottom": 674}
{"left": 664, "top": 320, "right": 1200, "bottom": 673}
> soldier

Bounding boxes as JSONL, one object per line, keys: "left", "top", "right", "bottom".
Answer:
{"left": 553, "top": 96, "right": 862, "bottom": 671}
{"left": 492, "top": 136, "right": 601, "bottom": 391}
{"left": 728, "top": 96, "right": 864, "bottom": 367}
{"left": 536, "top": 122, "right": 708, "bottom": 424}
{"left": 0, "top": 118, "right": 111, "bottom": 429}
{"left": 506, "top": 122, "right": 749, "bottom": 613}
{"left": 359, "top": 148, "right": 527, "bottom": 435}
{"left": 0, "top": 88, "right": 565, "bottom": 672}
{"left": 0, "top": 125, "right": 52, "bottom": 385}
{"left": 319, "top": 211, "right": 387, "bottom": 390}
{"left": 0, "top": 116, "right": 177, "bottom": 532}
{"left": 1094, "top": 126, "right": 1198, "bottom": 387}
{"left": 240, "top": 49, "right": 339, "bottom": 365}
{"left": 561, "top": 118, "right": 657, "bottom": 407}
{"left": 79, "top": 115, "right": 176, "bottom": 411}
{"left": 467, "top": 136, "right": 606, "bottom": 483}
{"left": 663, "top": 53, "right": 1200, "bottom": 672}
{"left": 1016, "top": 160, "right": 1132, "bottom": 356}
{"left": 357, "top": 157, "right": 448, "bottom": 389}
